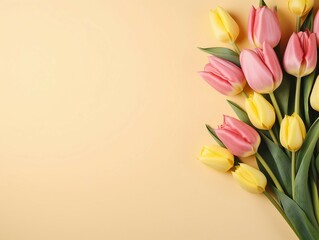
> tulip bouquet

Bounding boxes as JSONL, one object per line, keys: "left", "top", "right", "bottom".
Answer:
{"left": 198, "top": 0, "right": 319, "bottom": 239}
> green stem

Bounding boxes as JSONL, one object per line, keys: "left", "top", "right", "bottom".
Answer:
{"left": 264, "top": 191, "right": 301, "bottom": 239}
{"left": 256, "top": 153, "right": 284, "bottom": 192}
{"left": 291, "top": 151, "right": 296, "bottom": 199}
{"left": 230, "top": 41, "right": 241, "bottom": 55}
{"left": 296, "top": 16, "right": 301, "bottom": 32}
{"left": 269, "top": 92, "right": 283, "bottom": 124}
{"left": 294, "top": 77, "right": 301, "bottom": 115}
{"left": 268, "top": 129, "right": 278, "bottom": 145}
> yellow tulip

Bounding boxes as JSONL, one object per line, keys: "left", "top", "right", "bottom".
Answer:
{"left": 310, "top": 75, "right": 319, "bottom": 111}
{"left": 245, "top": 92, "right": 276, "bottom": 130}
{"left": 232, "top": 163, "right": 267, "bottom": 193}
{"left": 280, "top": 113, "right": 306, "bottom": 152}
{"left": 209, "top": 7, "right": 239, "bottom": 43}
{"left": 198, "top": 145, "right": 234, "bottom": 172}
{"left": 288, "top": 0, "right": 314, "bottom": 17}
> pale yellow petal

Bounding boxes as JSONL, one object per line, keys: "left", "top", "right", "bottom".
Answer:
{"left": 280, "top": 115, "right": 289, "bottom": 149}
{"left": 310, "top": 76, "right": 319, "bottom": 111}
{"left": 215, "top": 7, "right": 239, "bottom": 42}
{"left": 209, "top": 9, "right": 230, "bottom": 42}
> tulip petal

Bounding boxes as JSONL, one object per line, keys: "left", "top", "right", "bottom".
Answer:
{"left": 215, "top": 128, "right": 255, "bottom": 157}
{"left": 280, "top": 115, "right": 289, "bottom": 149}
{"left": 216, "top": 7, "right": 239, "bottom": 42}
{"left": 199, "top": 70, "right": 234, "bottom": 95}
{"left": 314, "top": 10, "right": 319, "bottom": 45}
{"left": 288, "top": 117, "right": 304, "bottom": 150}
{"left": 303, "top": 33, "right": 317, "bottom": 76}
{"left": 262, "top": 42, "right": 282, "bottom": 89}
{"left": 292, "top": 113, "right": 306, "bottom": 138}
{"left": 289, "top": 0, "right": 307, "bottom": 16}
{"left": 253, "top": 7, "right": 281, "bottom": 48}
{"left": 232, "top": 163, "right": 267, "bottom": 193}
{"left": 248, "top": 6, "right": 256, "bottom": 46}
{"left": 310, "top": 76, "right": 319, "bottom": 111}
{"left": 198, "top": 145, "right": 234, "bottom": 172}
{"left": 223, "top": 116, "right": 260, "bottom": 146}
{"left": 246, "top": 93, "right": 275, "bottom": 130}
{"left": 283, "top": 33, "right": 304, "bottom": 77}
{"left": 240, "top": 49, "right": 274, "bottom": 93}
{"left": 208, "top": 55, "right": 245, "bottom": 85}
{"left": 209, "top": 9, "right": 230, "bottom": 42}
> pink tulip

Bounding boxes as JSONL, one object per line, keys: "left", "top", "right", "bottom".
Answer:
{"left": 240, "top": 42, "right": 282, "bottom": 93}
{"left": 248, "top": 6, "right": 281, "bottom": 48}
{"left": 283, "top": 31, "right": 317, "bottom": 77}
{"left": 198, "top": 56, "right": 246, "bottom": 96}
{"left": 314, "top": 10, "right": 319, "bottom": 45}
{"left": 215, "top": 116, "right": 261, "bottom": 157}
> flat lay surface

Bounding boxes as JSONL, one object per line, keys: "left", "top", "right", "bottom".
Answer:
{"left": 0, "top": 0, "right": 309, "bottom": 239}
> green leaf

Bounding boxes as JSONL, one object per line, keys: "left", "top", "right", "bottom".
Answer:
{"left": 205, "top": 124, "right": 225, "bottom": 147}
{"left": 226, "top": 100, "right": 252, "bottom": 126}
{"left": 303, "top": 71, "right": 316, "bottom": 129}
{"left": 316, "top": 154, "right": 319, "bottom": 176}
{"left": 198, "top": 47, "right": 240, "bottom": 66}
{"left": 259, "top": 0, "right": 267, "bottom": 7}
{"left": 295, "top": 117, "right": 319, "bottom": 227}
{"left": 260, "top": 133, "right": 292, "bottom": 196}
{"left": 274, "top": 73, "right": 293, "bottom": 115}
{"left": 273, "top": 188, "right": 319, "bottom": 240}
{"left": 301, "top": 8, "right": 314, "bottom": 32}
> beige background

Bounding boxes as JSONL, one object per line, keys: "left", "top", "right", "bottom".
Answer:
{"left": 0, "top": 0, "right": 313, "bottom": 239}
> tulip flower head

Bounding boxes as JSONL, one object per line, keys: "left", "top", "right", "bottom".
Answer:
{"left": 215, "top": 116, "right": 261, "bottom": 157}
{"left": 288, "top": 0, "right": 314, "bottom": 17}
{"left": 280, "top": 113, "right": 306, "bottom": 152}
{"left": 283, "top": 31, "right": 317, "bottom": 78}
{"left": 248, "top": 6, "right": 281, "bottom": 48}
{"left": 313, "top": 10, "right": 319, "bottom": 46}
{"left": 310, "top": 75, "right": 319, "bottom": 111}
{"left": 199, "top": 56, "right": 246, "bottom": 96}
{"left": 240, "top": 42, "right": 282, "bottom": 93}
{"left": 245, "top": 92, "right": 276, "bottom": 130}
{"left": 198, "top": 145, "right": 234, "bottom": 172}
{"left": 209, "top": 6, "right": 239, "bottom": 43}
{"left": 232, "top": 163, "right": 267, "bottom": 193}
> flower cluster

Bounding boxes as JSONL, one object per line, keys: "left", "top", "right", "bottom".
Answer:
{"left": 198, "top": 0, "right": 319, "bottom": 239}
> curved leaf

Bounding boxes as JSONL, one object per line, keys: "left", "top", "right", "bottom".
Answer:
{"left": 295, "top": 117, "right": 319, "bottom": 227}
{"left": 260, "top": 133, "right": 292, "bottom": 196}
{"left": 227, "top": 100, "right": 252, "bottom": 126}
{"left": 274, "top": 73, "right": 293, "bottom": 116}
{"left": 198, "top": 47, "right": 240, "bottom": 66}
{"left": 205, "top": 124, "right": 225, "bottom": 147}
{"left": 273, "top": 188, "right": 319, "bottom": 240}
{"left": 301, "top": 8, "right": 314, "bottom": 32}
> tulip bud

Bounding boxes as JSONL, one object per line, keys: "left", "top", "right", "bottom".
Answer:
{"left": 288, "top": 0, "right": 314, "bottom": 17}
{"left": 240, "top": 42, "right": 282, "bottom": 93}
{"left": 283, "top": 31, "right": 317, "bottom": 78}
{"left": 199, "top": 56, "right": 246, "bottom": 96}
{"left": 245, "top": 92, "right": 276, "bottom": 130}
{"left": 310, "top": 75, "right": 319, "bottom": 111}
{"left": 232, "top": 163, "right": 267, "bottom": 193}
{"left": 313, "top": 10, "right": 319, "bottom": 46}
{"left": 198, "top": 145, "right": 234, "bottom": 172}
{"left": 215, "top": 116, "right": 261, "bottom": 157}
{"left": 209, "top": 6, "right": 240, "bottom": 43}
{"left": 280, "top": 113, "right": 306, "bottom": 152}
{"left": 248, "top": 6, "right": 281, "bottom": 48}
